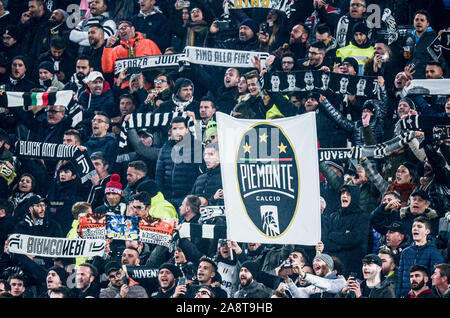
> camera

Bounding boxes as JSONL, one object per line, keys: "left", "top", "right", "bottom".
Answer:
{"left": 216, "top": 21, "right": 232, "bottom": 31}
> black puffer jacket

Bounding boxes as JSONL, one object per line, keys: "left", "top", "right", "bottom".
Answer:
{"left": 191, "top": 165, "right": 223, "bottom": 205}
{"left": 404, "top": 29, "right": 438, "bottom": 79}
{"left": 323, "top": 184, "right": 369, "bottom": 277}
{"left": 155, "top": 134, "right": 201, "bottom": 207}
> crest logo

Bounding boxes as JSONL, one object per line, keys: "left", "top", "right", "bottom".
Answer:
{"left": 236, "top": 123, "right": 300, "bottom": 238}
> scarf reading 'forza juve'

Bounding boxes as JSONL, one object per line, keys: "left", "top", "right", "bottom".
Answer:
{"left": 17, "top": 140, "right": 96, "bottom": 183}
{"left": 114, "top": 47, "right": 270, "bottom": 75}
{"left": 118, "top": 111, "right": 195, "bottom": 148}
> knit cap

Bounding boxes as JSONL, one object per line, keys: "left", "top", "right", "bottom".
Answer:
{"left": 47, "top": 266, "right": 69, "bottom": 286}
{"left": 105, "top": 174, "right": 123, "bottom": 196}
{"left": 38, "top": 61, "right": 55, "bottom": 74}
{"left": 314, "top": 253, "right": 334, "bottom": 271}
{"left": 240, "top": 18, "right": 259, "bottom": 37}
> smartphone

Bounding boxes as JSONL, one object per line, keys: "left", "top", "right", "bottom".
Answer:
{"left": 349, "top": 272, "right": 358, "bottom": 280}
{"left": 178, "top": 277, "right": 186, "bottom": 285}
{"left": 122, "top": 277, "right": 129, "bottom": 285}
{"left": 261, "top": 23, "right": 269, "bottom": 34}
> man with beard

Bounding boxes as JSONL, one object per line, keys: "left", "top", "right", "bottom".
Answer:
{"left": 22, "top": 0, "right": 52, "bottom": 61}
{"left": 74, "top": 263, "right": 99, "bottom": 298}
{"left": 406, "top": 264, "right": 438, "bottom": 298}
{"left": 299, "top": 41, "right": 331, "bottom": 71}
{"left": 154, "top": 78, "right": 200, "bottom": 119}
{"left": 151, "top": 263, "right": 182, "bottom": 298}
{"left": 396, "top": 216, "right": 444, "bottom": 297}
{"left": 63, "top": 56, "right": 93, "bottom": 99}
{"left": 287, "top": 23, "right": 309, "bottom": 60}
{"left": 70, "top": 0, "right": 116, "bottom": 53}
{"left": 100, "top": 261, "right": 148, "bottom": 298}
{"left": 378, "top": 248, "right": 398, "bottom": 286}
{"left": 78, "top": 71, "right": 117, "bottom": 119}
{"left": 81, "top": 24, "right": 106, "bottom": 74}
{"left": 281, "top": 253, "right": 346, "bottom": 298}
{"left": 335, "top": 0, "right": 368, "bottom": 48}
{"left": 211, "top": 18, "right": 261, "bottom": 52}
{"left": 337, "top": 254, "right": 395, "bottom": 298}
{"left": 234, "top": 260, "right": 272, "bottom": 298}
{"left": 376, "top": 221, "right": 411, "bottom": 266}
{"left": 36, "top": 35, "right": 75, "bottom": 84}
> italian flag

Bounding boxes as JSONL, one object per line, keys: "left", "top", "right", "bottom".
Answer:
{"left": 6, "top": 90, "right": 73, "bottom": 108}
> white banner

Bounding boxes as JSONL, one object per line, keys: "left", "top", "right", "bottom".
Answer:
{"left": 404, "top": 79, "right": 450, "bottom": 96}
{"left": 183, "top": 46, "right": 269, "bottom": 69}
{"left": 114, "top": 54, "right": 182, "bottom": 75}
{"left": 7, "top": 234, "right": 106, "bottom": 258}
{"left": 216, "top": 112, "right": 321, "bottom": 245}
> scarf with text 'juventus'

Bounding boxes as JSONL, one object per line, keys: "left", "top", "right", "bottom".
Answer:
{"left": 17, "top": 140, "right": 96, "bottom": 183}
{"left": 318, "top": 131, "right": 416, "bottom": 162}
{"left": 118, "top": 111, "right": 195, "bottom": 148}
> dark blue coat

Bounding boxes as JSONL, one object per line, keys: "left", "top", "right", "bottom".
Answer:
{"left": 396, "top": 240, "right": 444, "bottom": 298}
{"left": 131, "top": 10, "right": 170, "bottom": 52}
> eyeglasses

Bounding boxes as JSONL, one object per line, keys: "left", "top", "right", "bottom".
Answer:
{"left": 308, "top": 51, "right": 321, "bottom": 56}
{"left": 108, "top": 272, "right": 122, "bottom": 280}
{"left": 154, "top": 79, "right": 167, "bottom": 84}
{"left": 92, "top": 118, "right": 108, "bottom": 124}
{"left": 350, "top": 3, "right": 365, "bottom": 7}
{"left": 118, "top": 25, "right": 130, "bottom": 31}
{"left": 282, "top": 61, "right": 294, "bottom": 64}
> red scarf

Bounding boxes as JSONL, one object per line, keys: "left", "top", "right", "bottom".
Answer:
{"left": 387, "top": 181, "right": 416, "bottom": 206}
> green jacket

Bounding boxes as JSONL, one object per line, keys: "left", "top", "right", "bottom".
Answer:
{"left": 66, "top": 219, "right": 88, "bottom": 269}
{"left": 148, "top": 192, "right": 178, "bottom": 219}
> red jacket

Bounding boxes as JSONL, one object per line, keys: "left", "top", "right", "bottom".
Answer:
{"left": 102, "top": 32, "right": 161, "bottom": 74}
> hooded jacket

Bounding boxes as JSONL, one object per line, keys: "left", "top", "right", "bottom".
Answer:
{"left": 78, "top": 80, "right": 117, "bottom": 119}
{"left": 85, "top": 132, "right": 119, "bottom": 170}
{"left": 323, "top": 184, "right": 369, "bottom": 276}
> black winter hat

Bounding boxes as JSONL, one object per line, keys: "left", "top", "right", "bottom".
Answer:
{"left": 362, "top": 254, "right": 382, "bottom": 266}
{"left": 38, "top": 61, "right": 55, "bottom": 74}
{"left": 136, "top": 180, "right": 160, "bottom": 198}
{"left": 399, "top": 161, "right": 417, "bottom": 182}
{"left": 104, "top": 261, "right": 122, "bottom": 275}
{"left": 240, "top": 260, "right": 260, "bottom": 277}
{"left": 159, "top": 263, "right": 183, "bottom": 278}
{"left": 352, "top": 21, "right": 369, "bottom": 36}
{"left": 399, "top": 97, "right": 416, "bottom": 110}
{"left": 410, "top": 188, "right": 430, "bottom": 201}
{"left": 240, "top": 18, "right": 259, "bottom": 37}
{"left": 47, "top": 266, "right": 69, "bottom": 286}
{"left": 343, "top": 56, "right": 359, "bottom": 73}
{"left": 3, "top": 25, "right": 21, "bottom": 41}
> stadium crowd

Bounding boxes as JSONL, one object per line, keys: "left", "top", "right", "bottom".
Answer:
{"left": 0, "top": 0, "right": 449, "bottom": 298}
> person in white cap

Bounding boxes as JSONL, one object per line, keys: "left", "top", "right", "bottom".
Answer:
{"left": 77, "top": 71, "right": 117, "bottom": 119}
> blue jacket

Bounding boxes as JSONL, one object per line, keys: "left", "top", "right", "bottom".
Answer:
{"left": 396, "top": 240, "right": 444, "bottom": 297}
{"left": 85, "top": 133, "right": 119, "bottom": 170}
